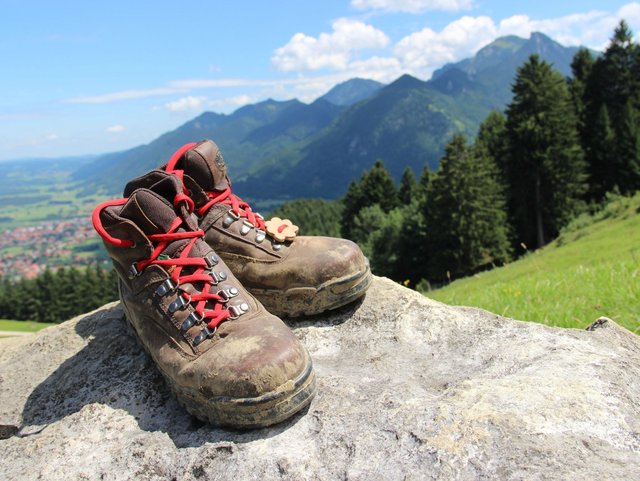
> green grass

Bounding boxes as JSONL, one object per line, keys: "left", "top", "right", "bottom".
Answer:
{"left": 0, "top": 180, "right": 109, "bottom": 230}
{"left": 422, "top": 193, "right": 640, "bottom": 333}
{"left": 0, "top": 319, "right": 57, "bottom": 332}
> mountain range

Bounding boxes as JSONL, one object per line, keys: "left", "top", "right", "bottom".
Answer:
{"left": 73, "top": 32, "right": 584, "bottom": 201}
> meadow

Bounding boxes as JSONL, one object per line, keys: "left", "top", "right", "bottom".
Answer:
{"left": 0, "top": 319, "right": 56, "bottom": 333}
{"left": 423, "top": 193, "right": 640, "bottom": 333}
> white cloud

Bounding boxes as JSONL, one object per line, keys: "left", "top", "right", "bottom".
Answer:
{"left": 619, "top": 2, "right": 640, "bottom": 27}
{"left": 272, "top": 18, "right": 390, "bottom": 72}
{"left": 351, "top": 0, "right": 472, "bottom": 12}
{"left": 46, "top": 134, "right": 58, "bottom": 141}
{"left": 493, "top": 4, "right": 640, "bottom": 50}
{"left": 392, "top": 3, "right": 640, "bottom": 78}
{"left": 106, "top": 124, "right": 125, "bottom": 133}
{"left": 165, "top": 96, "right": 207, "bottom": 112}
{"left": 497, "top": 11, "right": 618, "bottom": 50}
{"left": 66, "top": 87, "right": 182, "bottom": 104}
{"left": 208, "top": 95, "right": 254, "bottom": 111}
{"left": 395, "top": 15, "right": 497, "bottom": 75}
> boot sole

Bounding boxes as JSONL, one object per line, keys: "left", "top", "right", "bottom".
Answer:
{"left": 119, "top": 286, "right": 316, "bottom": 428}
{"left": 250, "top": 262, "right": 372, "bottom": 317}
{"left": 166, "top": 350, "right": 316, "bottom": 429}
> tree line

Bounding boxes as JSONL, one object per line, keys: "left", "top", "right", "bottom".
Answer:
{"left": 274, "top": 21, "right": 640, "bottom": 288}
{"left": 0, "top": 265, "right": 118, "bottom": 323}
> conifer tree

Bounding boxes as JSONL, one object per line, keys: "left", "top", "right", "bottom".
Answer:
{"left": 358, "top": 159, "right": 398, "bottom": 212}
{"left": 597, "top": 21, "right": 640, "bottom": 121}
{"left": 415, "top": 165, "right": 431, "bottom": 206}
{"left": 418, "top": 165, "right": 430, "bottom": 192}
{"left": 616, "top": 101, "right": 640, "bottom": 193}
{"left": 568, "top": 48, "right": 594, "bottom": 144}
{"left": 476, "top": 111, "right": 509, "bottom": 184}
{"left": 506, "top": 55, "right": 587, "bottom": 249}
{"left": 398, "top": 167, "right": 418, "bottom": 205}
{"left": 340, "top": 160, "right": 397, "bottom": 239}
{"left": 589, "top": 104, "right": 617, "bottom": 197}
{"left": 395, "top": 198, "right": 428, "bottom": 286}
{"left": 426, "top": 135, "right": 511, "bottom": 281}
{"left": 582, "top": 21, "right": 640, "bottom": 198}
{"left": 341, "top": 181, "right": 363, "bottom": 239}
{"left": 36, "top": 268, "right": 59, "bottom": 323}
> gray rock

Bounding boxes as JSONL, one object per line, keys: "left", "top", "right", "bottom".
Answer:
{"left": 1, "top": 277, "right": 639, "bottom": 480}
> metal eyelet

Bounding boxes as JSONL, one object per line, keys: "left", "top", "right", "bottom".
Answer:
{"left": 155, "top": 278, "right": 177, "bottom": 297}
{"left": 222, "top": 210, "right": 239, "bottom": 228}
{"left": 205, "top": 254, "right": 219, "bottom": 268}
{"left": 272, "top": 241, "right": 283, "bottom": 251}
{"left": 255, "top": 229, "right": 266, "bottom": 243}
{"left": 210, "top": 271, "right": 227, "bottom": 284}
{"left": 181, "top": 311, "right": 202, "bottom": 332}
{"left": 193, "top": 325, "right": 216, "bottom": 346}
{"left": 229, "top": 302, "right": 250, "bottom": 319}
{"left": 240, "top": 221, "right": 253, "bottom": 236}
{"left": 217, "top": 287, "right": 239, "bottom": 302}
{"left": 168, "top": 293, "right": 190, "bottom": 313}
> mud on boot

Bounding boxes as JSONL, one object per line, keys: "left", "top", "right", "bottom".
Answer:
{"left": 125, "top": 140, "right": 372, "bottom": 317}
{"left": 92, "top": 174, "right": 316, "bottom": 428}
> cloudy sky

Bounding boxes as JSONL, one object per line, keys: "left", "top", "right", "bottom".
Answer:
{"left": 2, "top": 0, "right": 639, "bottom": 160}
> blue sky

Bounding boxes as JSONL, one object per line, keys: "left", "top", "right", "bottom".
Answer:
{"left": 1, "top": 0, "right": 639, "bottom": 161}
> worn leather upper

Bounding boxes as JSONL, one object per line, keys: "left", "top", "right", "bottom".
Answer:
{"left": 124, "top": 140, "right": 369, "bottom": 293}
{"left": 99, "top": 175, "right": 308, "bottom": 398}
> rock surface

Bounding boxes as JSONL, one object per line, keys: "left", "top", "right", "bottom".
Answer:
{"left": 1, "top": 277, "right": 639, "bottom": 480}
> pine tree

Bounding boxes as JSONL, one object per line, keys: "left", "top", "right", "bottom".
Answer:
{"left": 398, "top": 167, "right": 418, "bottom": 205}
{"left": 358, "top": 159, "right": 398, "bottom": 212}
{"left": 418, "top": 165, "right": 431, "bottom": 192}
{"left": 350, "top": 204, "right": 387, "bottom": 257}
{"left": 341, "top": 181, "right": 363, "bottom": 239}
{"left": 582, "top": 21, "right": 640, "bottom": 197}
{"left": 426, "top": 135, "right": 511, "bottom": 281}
{"left": 394, "top": 198, "right": 428, "bottom": 286}
{"left": 600, "top": 21, "right": 640, "bottom": 119}
{"left": 476, "top": 111, "right": 509, "bottom": 184}
{"left": 36, "top": 268, "right": 59, "bottom": 323}
{"left": 368, "top": 208, "right": 404, "bottom": 279}
{"left": 568, "top": 48, "right": 594, "bottom": 145}
{"left": 616, "top": 101, "right": 640, "bottom": 193}
{"left": 506, "top": 55, "right": 587, "bottom": 249}
{"left": 589, "top": 104, "right": 617, "bottom": 198}
{"left": 340, "top": 160, "right": 397, "bottom": 239}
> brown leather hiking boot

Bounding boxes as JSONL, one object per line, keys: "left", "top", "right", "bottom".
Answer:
{"left": 124, "top": 140, "right": 372, "bottom": 317}
{"left": 92, "top": 175, "right": 316, "bottom": 428}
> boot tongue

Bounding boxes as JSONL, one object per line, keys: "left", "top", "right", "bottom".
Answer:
{"left": 121, "top": 175, "right": 197, "bottom": 235}
{"left": 173, "top": 139, "right": 230, "bottom": 191}
{"left": 120, "top": 189, "right": 176, "bottom": 236}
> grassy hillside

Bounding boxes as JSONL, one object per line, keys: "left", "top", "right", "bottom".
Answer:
{"left": 0, "top": 320, "right": 56, "bottom": 333}
{"left": 423, "top": 193, "right": 640, "bottom": 333}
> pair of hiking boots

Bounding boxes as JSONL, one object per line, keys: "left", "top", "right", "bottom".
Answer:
{"left": 92, "top": 140, "right": 371, "bottom": 428}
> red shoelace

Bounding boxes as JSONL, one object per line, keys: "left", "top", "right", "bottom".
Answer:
{"left": 92, "top": 196, "right": 232, "bottom": 332}
{"left": 165, "top": 142, "right": 267, "bottom": 231}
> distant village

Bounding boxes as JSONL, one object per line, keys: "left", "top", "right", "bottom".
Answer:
{"left": 0, "top": 217, "right": 104, "bottom": 281}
